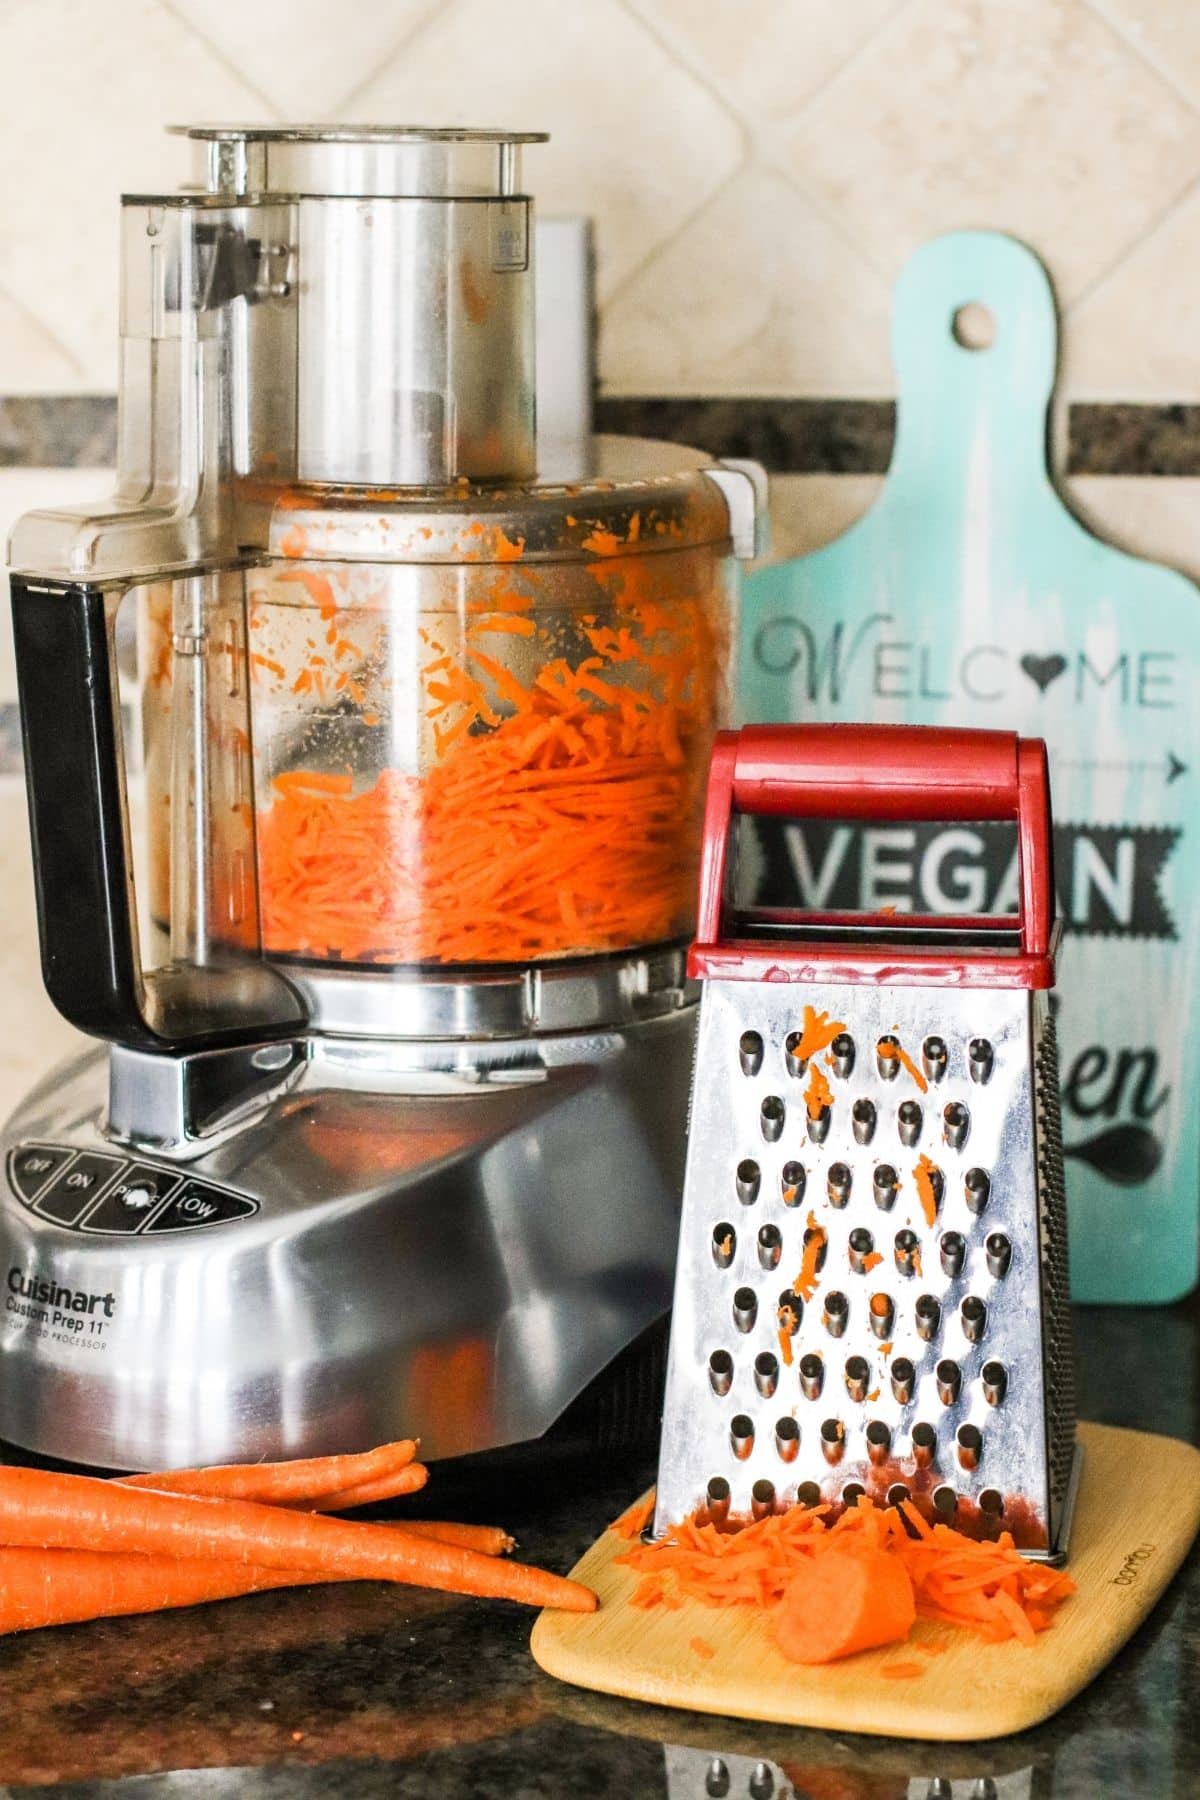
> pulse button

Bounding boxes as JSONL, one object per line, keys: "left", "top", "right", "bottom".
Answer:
{"left": 80, "top": 1164, "right": 183, "bottom": 1235}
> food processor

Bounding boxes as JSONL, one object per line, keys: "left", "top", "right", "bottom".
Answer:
{"left": 0, "top": 127, "right": 763, "bottom": 1471}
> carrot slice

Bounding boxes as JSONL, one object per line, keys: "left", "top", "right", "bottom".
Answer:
{"left": 771, "top": 1546, "right": 916, "bottom": 1664}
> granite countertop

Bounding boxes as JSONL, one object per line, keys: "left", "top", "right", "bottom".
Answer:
{"left": 0, "top": 1296, "right": 1194, "bottom": 1799}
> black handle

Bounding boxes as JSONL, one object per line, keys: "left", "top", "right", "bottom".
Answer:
{"left": 10, "top": 576, "right": 306, "bottom": 1053}
{"left": 11, "top": 577, "right": 160, "bottom": 1046}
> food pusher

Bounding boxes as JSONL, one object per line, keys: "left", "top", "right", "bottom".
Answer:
{"left": 0, "top": 126, "right": 763, "bottom": 1472}
{"left": 653, "top": 724, "right": 1079, "bottom": 1557}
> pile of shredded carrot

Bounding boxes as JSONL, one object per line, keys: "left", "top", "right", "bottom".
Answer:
{"left": 617, "top": 1494, "right": 1075, "bottom": 1658}
{"left": 252, "top": 559, "right": 725, "bottom": 964}
{"left": 0, "top": 1438, "right": 596, "bottom": 1637}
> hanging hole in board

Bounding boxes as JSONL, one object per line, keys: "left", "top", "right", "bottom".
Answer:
{"left": 952, "top": 301, "right": 996, "bottom": 351}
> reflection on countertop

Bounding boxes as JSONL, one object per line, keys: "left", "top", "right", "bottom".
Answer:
{"left": 0, "top": 1296, "right": 1192, "bottom": 1798}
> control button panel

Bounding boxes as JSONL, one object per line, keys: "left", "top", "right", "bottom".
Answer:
{"left": 5, "top": 1145, "right": 259, "bottom": 1235}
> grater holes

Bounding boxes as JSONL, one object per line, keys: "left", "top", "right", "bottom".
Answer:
{"left": 979, "top": 1487, "right": 1004, "bottom": 1518}
{"left": 985, "top": 1231, "right": 1012, "bottom": 1278}
{"left": 943, "top": 1102, "right": 970, "bottom": 1150}
{"left": 736, "top": 1159, "right": 761, "bottom": 1205}
{"left": 823, "top": 1290, "right": 849, "bottom": 1337}
{"left": 927, "top": 1782, "right": 952, "bottom": 1800}
{"left": 781, "top": 1160, "right": 806, "bottom": 1206}
{"left": 775, "top": 1416, "right": 800, "bottom": 1461}
{"left": 706, "top": 1759, "right": 730, "bottom": 1799}
{"left": 784, "top": 1032, "right": 808, "bottom": 1079}
{"left": 799, "top": 1352, "right": 824, "bottom": 1399}
{"left": 968, "top": 1037, "right": 994, "bottom": 1084}
{"left": 844, "top": 1354, "right": 870, "bottom": 1401}
{"left": 865, "top": 1419, "right": 891, "bottom": 1464}
{"left": 894, "top": 1228, "right": 921, "bottom": 1276}
{"left": 751, "top": 1478, "right": 777, "bottom": 1521}
{"left": 897, "top": 1099, "right": 923, "bottom": 1147}
{"left": 820, "top": 1418, "right": 845, "bottom": 1464}
{"left": 852, "top": 1097, "right": 877, "bottom": 1145}
{"left": 982, "top": 1361, "right": 1007, "bottom": 1406}
{"left": 847, "top": 1226, "right": 875, "bottom": 1274}
{"left": 842, "top": 1480, "right": 866, "bottom": 1505}
{"left": 754, "top": 1350, "right": 779, "bottom": 1397}
{"left": 956, "top": 1422, "right": 983, "bottom": 1470}
{"left": 961, "top": 1295, "right": 987, "bottom": 1342}
{"left": 914, "top": 1293, "right": 941, "bottom": 1341}
{"left": 869, "top": 1291, "right": 894, "bottom": 1338}
{"left": 827, "top": 1162, "right": 853, "bottom": 1208}
{"left": 939, "top": 1230, "right": 967, "bottom": 1277}
{"left": 777, "top": 1291, "right": 802, "bottom": 1336}
{"left": 760, "top": 1096, "right": 785, "bottom": 1143}
{"left": 803, "top": 1224, "right": 828, "bottom": 1275}
{"left": 922, "top": 1036, "right": 948, "bottom": 1083}
{"left": 757, "top": 1223, "right": 782, "bottom": 1270}
{"left": 797, "top": 1481, "right": 821, "bottom": 1507}
{"left": 936, "top": 1359, "right": 962, "bottom": 1404}
{"left": 711, "top": 1223, "right": 736, "bottom": 1269}
{"left": 708, "top": 1349, "right": 734, "bottom": 1395}
{"left": 706, "top": 1475, "right": 731, "bottom": 1524}
{"left": 733, "top": 1287, "right": 758, "bottom": 1333}
{"left": 873, "top": 1163, "right": 899, "bottom": 1210}
{"left": 876, "top": 1034, "right": 902, "bottom": 1079}
{"left": 964, "top": 1166, "right": 991, "bottom": 1214}
{"left": 891, "top": 1357, "right": 916, "bottom": 1403}
{"left": 830, "top": 1032, "right": 856, "bottom": 1078}
{"left": 911, "top": 1420, "right": 937, "bottom": 1468}
{"left": 807, "top": 1103, "right": 832, "bottom": 1145}
{"left": 738, "top": 1031, "right": 763, "bottom": 1077}
{"left": 730, "top": 1414, "right": 755, "bottom": 1459}
{"left": 886, "top": 1482, "right": 911, "bottom": 1508}
{"left": 932, "top": 1484, "right": 957, "bottom": 1519}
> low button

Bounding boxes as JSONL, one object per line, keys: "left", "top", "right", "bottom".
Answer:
{"left": 9, "top": 1145, "right": 74, "bottom": 1205}
{"left": 80, "top": 1164, "right": 183, "bottom": 1235}
{"left": 32, "top": 1153, "right": 125, "bottom": 1227}
{"left": 144, "top": 1182, "right": 258, "bottom": 1233}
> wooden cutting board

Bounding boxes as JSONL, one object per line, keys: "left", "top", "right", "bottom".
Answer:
{"left": 531, "top": 1422, "right": 1200, "bottom": 1741}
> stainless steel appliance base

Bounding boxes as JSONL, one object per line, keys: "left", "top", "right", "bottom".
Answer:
{"left": 0, "top": 1009, "right": 693, "bottom": 1471}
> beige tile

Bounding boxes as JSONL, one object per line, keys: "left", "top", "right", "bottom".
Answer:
{"left": 601, "top": 169, "right": 893, "bottom": 395}
{"left": 168, "top": 0, "right": 437, "bottom": 116}
{"left": 346, "top": 0, "right": 745, "bottom": 299}
{"left": 0, "top": 783, "right": 86, "bottom": 1118}
{"left": 636, "top": 0, "right": 898, "bottom": 124}
{"left": 1065, "top": 475, "right": 1200, "bottom": 584}
{"left": 0, "top": 290, "right": 85, "bottom": 393}
{"left": 0, "top": 0, "right": 271, "bottom": 392}
{"left": 758, "top": 474, "right": 883, "bottom": 567}
{"left": 1063, "top": 183, "right": 1200, "bottom": 399}
{"left": 784, "top": 0, "right": 1200, "bottom": 303}
{"left": 0, "top": 470, "right": 113, "bottom": 698}
{"left": 1092, "top": 0, "right": 1200, "bottom": 107}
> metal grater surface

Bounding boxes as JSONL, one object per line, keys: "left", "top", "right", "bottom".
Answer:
{"left": 655, "top": 978, "right": 1075, "bottom": 1557}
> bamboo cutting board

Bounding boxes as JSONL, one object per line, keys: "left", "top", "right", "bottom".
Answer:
{"left": 531, "top": 1422, "right": 1200, "bottom": 1740}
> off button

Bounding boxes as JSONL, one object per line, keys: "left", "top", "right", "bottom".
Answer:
{"left": 144, "top": 1182, "right": 258, "bottom": 1233}
{"left": 9, "top": 1145, "right": 74, "bottom": 1205}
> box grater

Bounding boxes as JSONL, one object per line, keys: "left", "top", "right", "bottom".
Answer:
{"left": 654, "top": 724, "right": 1080, "bottom": 1560}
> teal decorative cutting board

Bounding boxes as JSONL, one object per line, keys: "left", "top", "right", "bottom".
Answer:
{"left": 740, "top": 231, "right": 1200, "bottom": 1304}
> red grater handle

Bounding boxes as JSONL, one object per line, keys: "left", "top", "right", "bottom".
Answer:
{"left": 693, "top": 724, "right": 1056, "bottom": 989}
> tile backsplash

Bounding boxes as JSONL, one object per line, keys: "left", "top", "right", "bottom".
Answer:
{"left": 2, "top": 0, "right": 1200, "bottom": 400}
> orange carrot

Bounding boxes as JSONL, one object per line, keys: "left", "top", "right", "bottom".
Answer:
{"left": 689, "top": 1635, "right": 716, "bottom": 1660}
{"left": 794, "top": 1213, "right": 827, "bottom": 1302}
{"left": 121, "top": 1441, "right": 419, "bottom": 1506}
{"left": 612, "top": 1492, "right": 656, "bottom": 1540}
{"left": 0, "top": 1468, "right": 594, "bottom": 1613}
{"left": 377, "top": 1520, "right": 513, "bottom": 1556}
{"left": 0, "top": 1548, "right": 338, "bottom": 1634}
{"left": 913, "top": 1155, "right": 941, "bottom": 1229}
{"left": 306, "top": 1466, "right": 429, "bottom": 1511}
{"left": 880, "top": 1661, "right": 925, "bottom": 1679}
{"left": 804, "top": 1064, "right": 833, "bottom": 1122}
{"left": 876, "top": 1037, "right": 928, "bottom": 1093}
{"left": 792, "top": 1007, "right": 847, "bottom": 1063}
{"left": 772, "top": 1546, "right": 916, "bottom": 1663}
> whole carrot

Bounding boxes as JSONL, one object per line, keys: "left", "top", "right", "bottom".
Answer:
{"left": 120, "top": 1440, "right": 419, "bottom": 1505}
{"left": 308, "top": 1468, "right": 431, "bottom": 1512}
{"left": 0, "top": 1548, "right": 337, "bottom": 1634}
{"left": 376, "top": 1520, "right": 514, "bottom": 1556}
{"left": 0, "top": 1468, "right": 593, "bottom": 1612}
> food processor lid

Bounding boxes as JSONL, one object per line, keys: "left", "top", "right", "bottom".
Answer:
{"left": 170, "top": 124, "right": 548, "bottom": 200}
{"left": 262, "top": 436, "right": 742, "bottom": 564}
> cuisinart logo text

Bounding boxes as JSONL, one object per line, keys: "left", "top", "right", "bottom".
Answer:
{"left": 7, "top": 1266, "right": 116, "bottom": 1322}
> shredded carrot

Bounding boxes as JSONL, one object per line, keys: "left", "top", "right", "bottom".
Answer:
{"left": 777, "top": 1326, "right": 794, "bottom": 1366}
{"left": 794, "top": 1213, "right": 827, "bottom": 1302}
{"left": 876, "top": 1037, "right": 928, "bottom": 1093}
{"left": 612, "top": 1492, "right": 656, "bottom": 1540}
{"left": 792, "top": 1006, "right": 848, "bottom": 1063}
{"left": 880, "top": 1661, "right": 924, "bottom": 1679}
{"left": 862, "top": 1251, "right": 883, "bottom": 1274}
{"left": 804, "top": 1064, "right": 833, "bottom": 1122}
{"left": 619, "top": 1495, "right": 1076, "bottom": 1657}
{"left": 689, "top": 1635, "right": 716, "bottom": 1660}
{"left": 914, "top": 1154, "right": 941, "bottom": 1229}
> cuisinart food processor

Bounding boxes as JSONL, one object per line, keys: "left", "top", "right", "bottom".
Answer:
{"left": 1, "top": 127, "right": 763, "bottom": 1471}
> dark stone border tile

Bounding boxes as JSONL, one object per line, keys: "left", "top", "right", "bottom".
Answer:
{"left": 3, "top": 394, "right": 1199, "bottom": 476}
